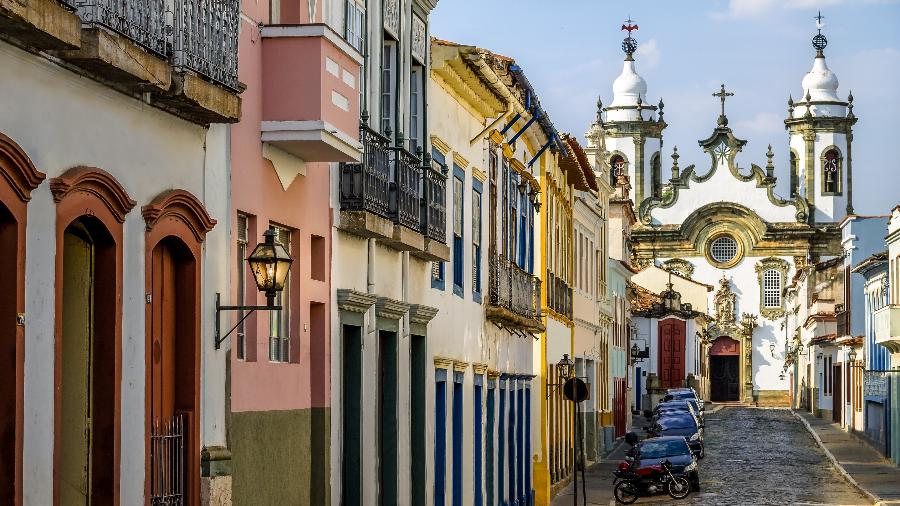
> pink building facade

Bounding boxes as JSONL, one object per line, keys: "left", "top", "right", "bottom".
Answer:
{"left": 228, "top": 1, "right": 362, "bottom": 503}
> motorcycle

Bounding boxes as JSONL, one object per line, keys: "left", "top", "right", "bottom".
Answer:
{"left": 613, "top": 458, "right": 691, "bottom": 504}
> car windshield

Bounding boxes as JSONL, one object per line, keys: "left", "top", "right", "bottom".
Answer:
{"left": 639, "top": 439, "right": 691, "bottom": 459}
{"left": 670, "top": 391, "right": 696, "bottom": 400}
{"left": 657, "top": 416, "right": 697, "bottom": 430}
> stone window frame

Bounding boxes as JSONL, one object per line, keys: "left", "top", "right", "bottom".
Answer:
{"left": 755, "top": 257, "right": 790, "bottom": 319}
{"left": 819, "top": 145, "right": 843, "bottom": 196}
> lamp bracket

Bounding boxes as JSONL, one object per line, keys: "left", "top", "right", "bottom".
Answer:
{"left": 214, "top": 292, "right": 282, "bottom": 350}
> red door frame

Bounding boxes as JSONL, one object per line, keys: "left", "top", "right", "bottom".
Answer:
{"left": 0, "top": 133, "right": 45, "bottom": 506}
{"left": 142, "top": 190, "right": 215, "bottom": 506}
{"left": 658, "top": 318, "right": 686, "bottom": 389}
{"left": 50, "top": 167, "right": 136, "bottom": 506}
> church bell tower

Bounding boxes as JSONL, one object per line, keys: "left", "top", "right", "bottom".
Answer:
{"left": 784, "top": 12, "right": 856, "bottom": 224}
{"left": 588, "top": 19, "right": 666, "bottom": 207}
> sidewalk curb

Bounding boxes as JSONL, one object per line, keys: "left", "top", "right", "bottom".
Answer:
{"left": 790, "top": 409, "right": 881, "bottom": 506}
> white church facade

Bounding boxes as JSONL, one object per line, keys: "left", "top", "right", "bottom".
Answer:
{"left": 590, "top": 20, "right": 851, "bottom": 405}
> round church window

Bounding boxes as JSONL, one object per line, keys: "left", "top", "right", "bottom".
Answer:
{"left": 708, "top": 235, "right": 740, "bottom": 266}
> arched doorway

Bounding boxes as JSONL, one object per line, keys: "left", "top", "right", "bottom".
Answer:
{"left": 0, "top": 133, "right": 44, "bottom": 506}
{"left": 58, "top": 216, "right": 118, "bottom": 505}
{"left": 142, "top": 189, "right": 215, "bottom": 506}
{"left": 710, "top": 336, "right": 740, "bottom": 401}
{"left": 51, "top": 166, "right": 134, "bottom": 506}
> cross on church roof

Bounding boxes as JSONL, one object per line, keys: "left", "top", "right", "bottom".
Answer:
{"left": 713, "top": 83, "right": 734, "bottom": 127}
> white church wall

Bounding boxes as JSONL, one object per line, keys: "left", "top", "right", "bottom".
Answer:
{"left": 650, "top": 156, "right": 797, "bottom": 225}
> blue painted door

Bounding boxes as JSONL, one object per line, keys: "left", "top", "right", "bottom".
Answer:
{"left": 435, "top": 375, "right": 447, "bottom": 506}
{"left": 487, "top": 386, "right": 495, "bottom": 506}
{"left": 453, "top": 381, "right": 463, "bottom": 506}
{"left": 508, "top": 383, "right": 515, "bottom": 506}
{"left": 636, "top": 367, "right": 642, "bottom": 411}
{"left": 474, "top": 384, "right": 483, "bottom": 506}
{"left": 498, "top": 381, "right": 506, "bottom": 505}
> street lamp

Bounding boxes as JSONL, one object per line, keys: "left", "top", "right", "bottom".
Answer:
{"left": 848, "top": 348, "right": 858, "bottom": 363}
{"left": 215, "top": 229, "right": 294, "bottom": 349}
{"left": 547, "top": 354, "right": 575, "bottom": 398}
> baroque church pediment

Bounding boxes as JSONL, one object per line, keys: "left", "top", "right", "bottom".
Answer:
{"left": 638, "top": 124, "right": 808, "bottom": 226}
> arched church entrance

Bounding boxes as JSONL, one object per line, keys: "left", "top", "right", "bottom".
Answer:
{"left": 710, "top": 336, "right": 741, "bottom": 402}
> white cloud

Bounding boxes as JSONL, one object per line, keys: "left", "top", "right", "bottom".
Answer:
{"left": 636, "top": 39, "right": 661, "bottom": 69}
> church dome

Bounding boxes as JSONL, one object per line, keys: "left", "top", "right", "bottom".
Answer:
{"left": 801, "top": 55, "right": 840, "bottom": 102}
{"left": 611, "top": 59, "right": 647, "bottom": 107}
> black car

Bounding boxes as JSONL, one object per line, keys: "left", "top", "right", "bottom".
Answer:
{"left": 645, "top": 413, "right": 705, "bottom": 458}
{"left": 624, "top": 435, "right": 700, "bottom": 491}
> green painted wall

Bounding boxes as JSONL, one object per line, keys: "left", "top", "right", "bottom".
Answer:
{"left": 231, "top": 408, "right": 331, "bottom": 506}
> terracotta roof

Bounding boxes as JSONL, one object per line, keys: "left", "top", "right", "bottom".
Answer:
{"left": 563, "top": 135, "right": 598, "bottom": 191}
{"left": 618, "top": 259, "right": 640, "bottom": 274}
{"left": 627, "top": 282, "right": 661, "bottom": 312}
{"left": 852, "top": 251, "right": 888, "bottom": 274}
{"left": 808, "top": 333, "right": 837, "bottom": 346}
{"left": 558, "top": 134, "right": 593, "bottom": 191}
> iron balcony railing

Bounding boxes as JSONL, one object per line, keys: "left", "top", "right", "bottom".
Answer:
{"left": 172, "top": 0, "right": 240, "bottom": 91}
{"left": 70, "top": 0, "right": 239, "bottom": 90}
{"left": 488, "top": 254, "right": 542, "bottom": 322}
{"left": 73, "top": 0, "right": 168, "bottom": 56}
{"left": 546, "top": 271, "right": 573, "bottom": 320}
{"left": 341, "top": 123, "right": 446, "bottom": 237}
{"left": 388, "top": 145, "right": 422, "bottom": 231}
{"left": 340, "top": 123, "right": 391, "bottom": 217}
{"left": 421, "top": 159, "right": 447, "bottom": 243}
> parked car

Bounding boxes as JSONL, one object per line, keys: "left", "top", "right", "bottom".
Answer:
{"left": 645, "top": 413, "right": 705, "bottom": 459}
{"left": 620, "top": 434, "right": 700, "bottom": 492}
{"left": 655, "top": 399, "right": 703, "bottom": 425}
{"left": 666, "top": 388, "right": 704, "bottom": 410}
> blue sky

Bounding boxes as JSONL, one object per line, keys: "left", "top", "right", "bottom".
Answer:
{"left": 431, "top": 0, "right": 900, "bottom": 214}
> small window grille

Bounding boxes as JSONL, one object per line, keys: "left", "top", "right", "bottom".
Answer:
{"left": 709, "top": 236, "right": 738, "bottom": 264}
{"left": 762, "top": 269, "right": 782, "bottom": 308}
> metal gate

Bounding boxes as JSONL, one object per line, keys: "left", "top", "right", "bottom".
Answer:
{"left": 150, "top": 414, "right": 184, "bottom": 505}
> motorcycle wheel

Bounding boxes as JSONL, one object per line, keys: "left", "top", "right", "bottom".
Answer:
{"left": 614, "top": 481, "right": 639, "bottom": 504}
{"left": 667, "top": 476, "right": 691, "bottom": 499}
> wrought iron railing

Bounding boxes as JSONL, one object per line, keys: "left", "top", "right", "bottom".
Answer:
{"left": 488, "top": 254, "right": 541, "bottom": 322}
{"left": 421, "top": 158, "right": 447, "bottom": 243}
{"left": 388, "top": 145, "right": 422, "bottom": 231}
{"left": 546, "top": 271, "right": 573, "bottom": 320}
{"left": 70, "top": 0, "right": 239, "bottom": 90}
{"left": 150, "top": 414, "right": 185, "bottom": 506}
{"left": 172, "top": 0, "right": 240, "bottom": 91}
{"left": 864, "top": 371, "right": 889, "bottom": 398}
{"left": 73, "top": 0, "right": 168, "bottom": 56}
{"left": 340, "top": 123, "right": 391, "bottom": 217}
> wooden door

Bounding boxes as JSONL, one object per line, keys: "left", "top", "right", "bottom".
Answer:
{"left": 710, "top": 356, "right": 740, "bottom": 401}
{"left": 59, "top": 226, "right": 94, "bottom": 506}
{"left": 833, "top": 364, "right": 842, "bottom": 423}
{"left": 658, "top": 319, "right": 686, "bottom": 389}
{"left": 0, "top": 208, "right": 17, "bottom": 505}
{"left": 151, "top": 243, "right": 177, "bottom": 425}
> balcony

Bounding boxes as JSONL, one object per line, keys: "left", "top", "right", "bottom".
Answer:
{"left": 546, "top": 271, "right": 573, "bottom": 321}
{"left": 339, "top": 123, "right": 449, "bottom": 261}
{"left": 486, "top": 254, "right": 544, "bottom": 333}
{"left": 874, "top": 306, "right": 900, "bottom": 352}
{"left": 260, "top": 24, "right": 363, "bottom": 163}
{"left": 0, "top": 0, "right": 241, "bottom": 124}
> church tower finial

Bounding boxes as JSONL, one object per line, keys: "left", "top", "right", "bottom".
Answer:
{"left": 813, "top": 11, "right": 828, "bottom": 58}
{"left": 621, "top": 17, "right": 639, "bottom": 61}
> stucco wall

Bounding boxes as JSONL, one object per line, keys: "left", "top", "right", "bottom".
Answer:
{"left": 0, "top": 40, "right": 230, "bottom": 504}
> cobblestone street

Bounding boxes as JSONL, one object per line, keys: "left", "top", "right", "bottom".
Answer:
{"left": 554, "top": 407, "right": 872, "bottom": 505}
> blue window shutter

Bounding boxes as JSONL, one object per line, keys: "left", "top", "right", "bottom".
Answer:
{"left": 498, "top": 379, "right": 506, "bottom": 505}
{"left": 486, "top": 382, "right": 496, "bottom": 506}
{"left": 453, "top": 164, "right": 465, "bottom": 298}
{"left": 452, "top": 381, "right": 463, "bottom": 506}
{"left": 508, "top": 381, "right": 516, "bottom": 505}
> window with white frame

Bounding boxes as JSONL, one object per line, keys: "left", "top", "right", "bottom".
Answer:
{"left": 409, "top": 66, "right": 424, "bottom": 154}
{"left": 269, "top": 224, "right": 292, "bottom": 362}
{"left": 762, "top": 269, "right": 782, "bottom": 308}
{"left": 344, "top": 0, "right": 365, "bottom": 53}
{"left": 381, "top": 40, "right": 397, "bottom": 136}
{"left": 236, "top": 213, "right": 249, "bottom": 360}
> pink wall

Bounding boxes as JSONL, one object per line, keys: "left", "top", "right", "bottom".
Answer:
{"left": 261, "top": 31, "right": 360, "bottom": 140}
{"left": 230, "top": 2, "right": 332, "bottom": 413}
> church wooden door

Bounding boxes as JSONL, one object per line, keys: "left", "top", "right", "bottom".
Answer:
{"left": 658, "top": 319, "right": 686, "bottom": 389}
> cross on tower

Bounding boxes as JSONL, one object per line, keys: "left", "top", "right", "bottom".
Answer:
{"left": 815, "top": 11, "right": 825, "bottom": 33}
{"left": 713, "top": 83, "right": 734, "bottom": 127}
